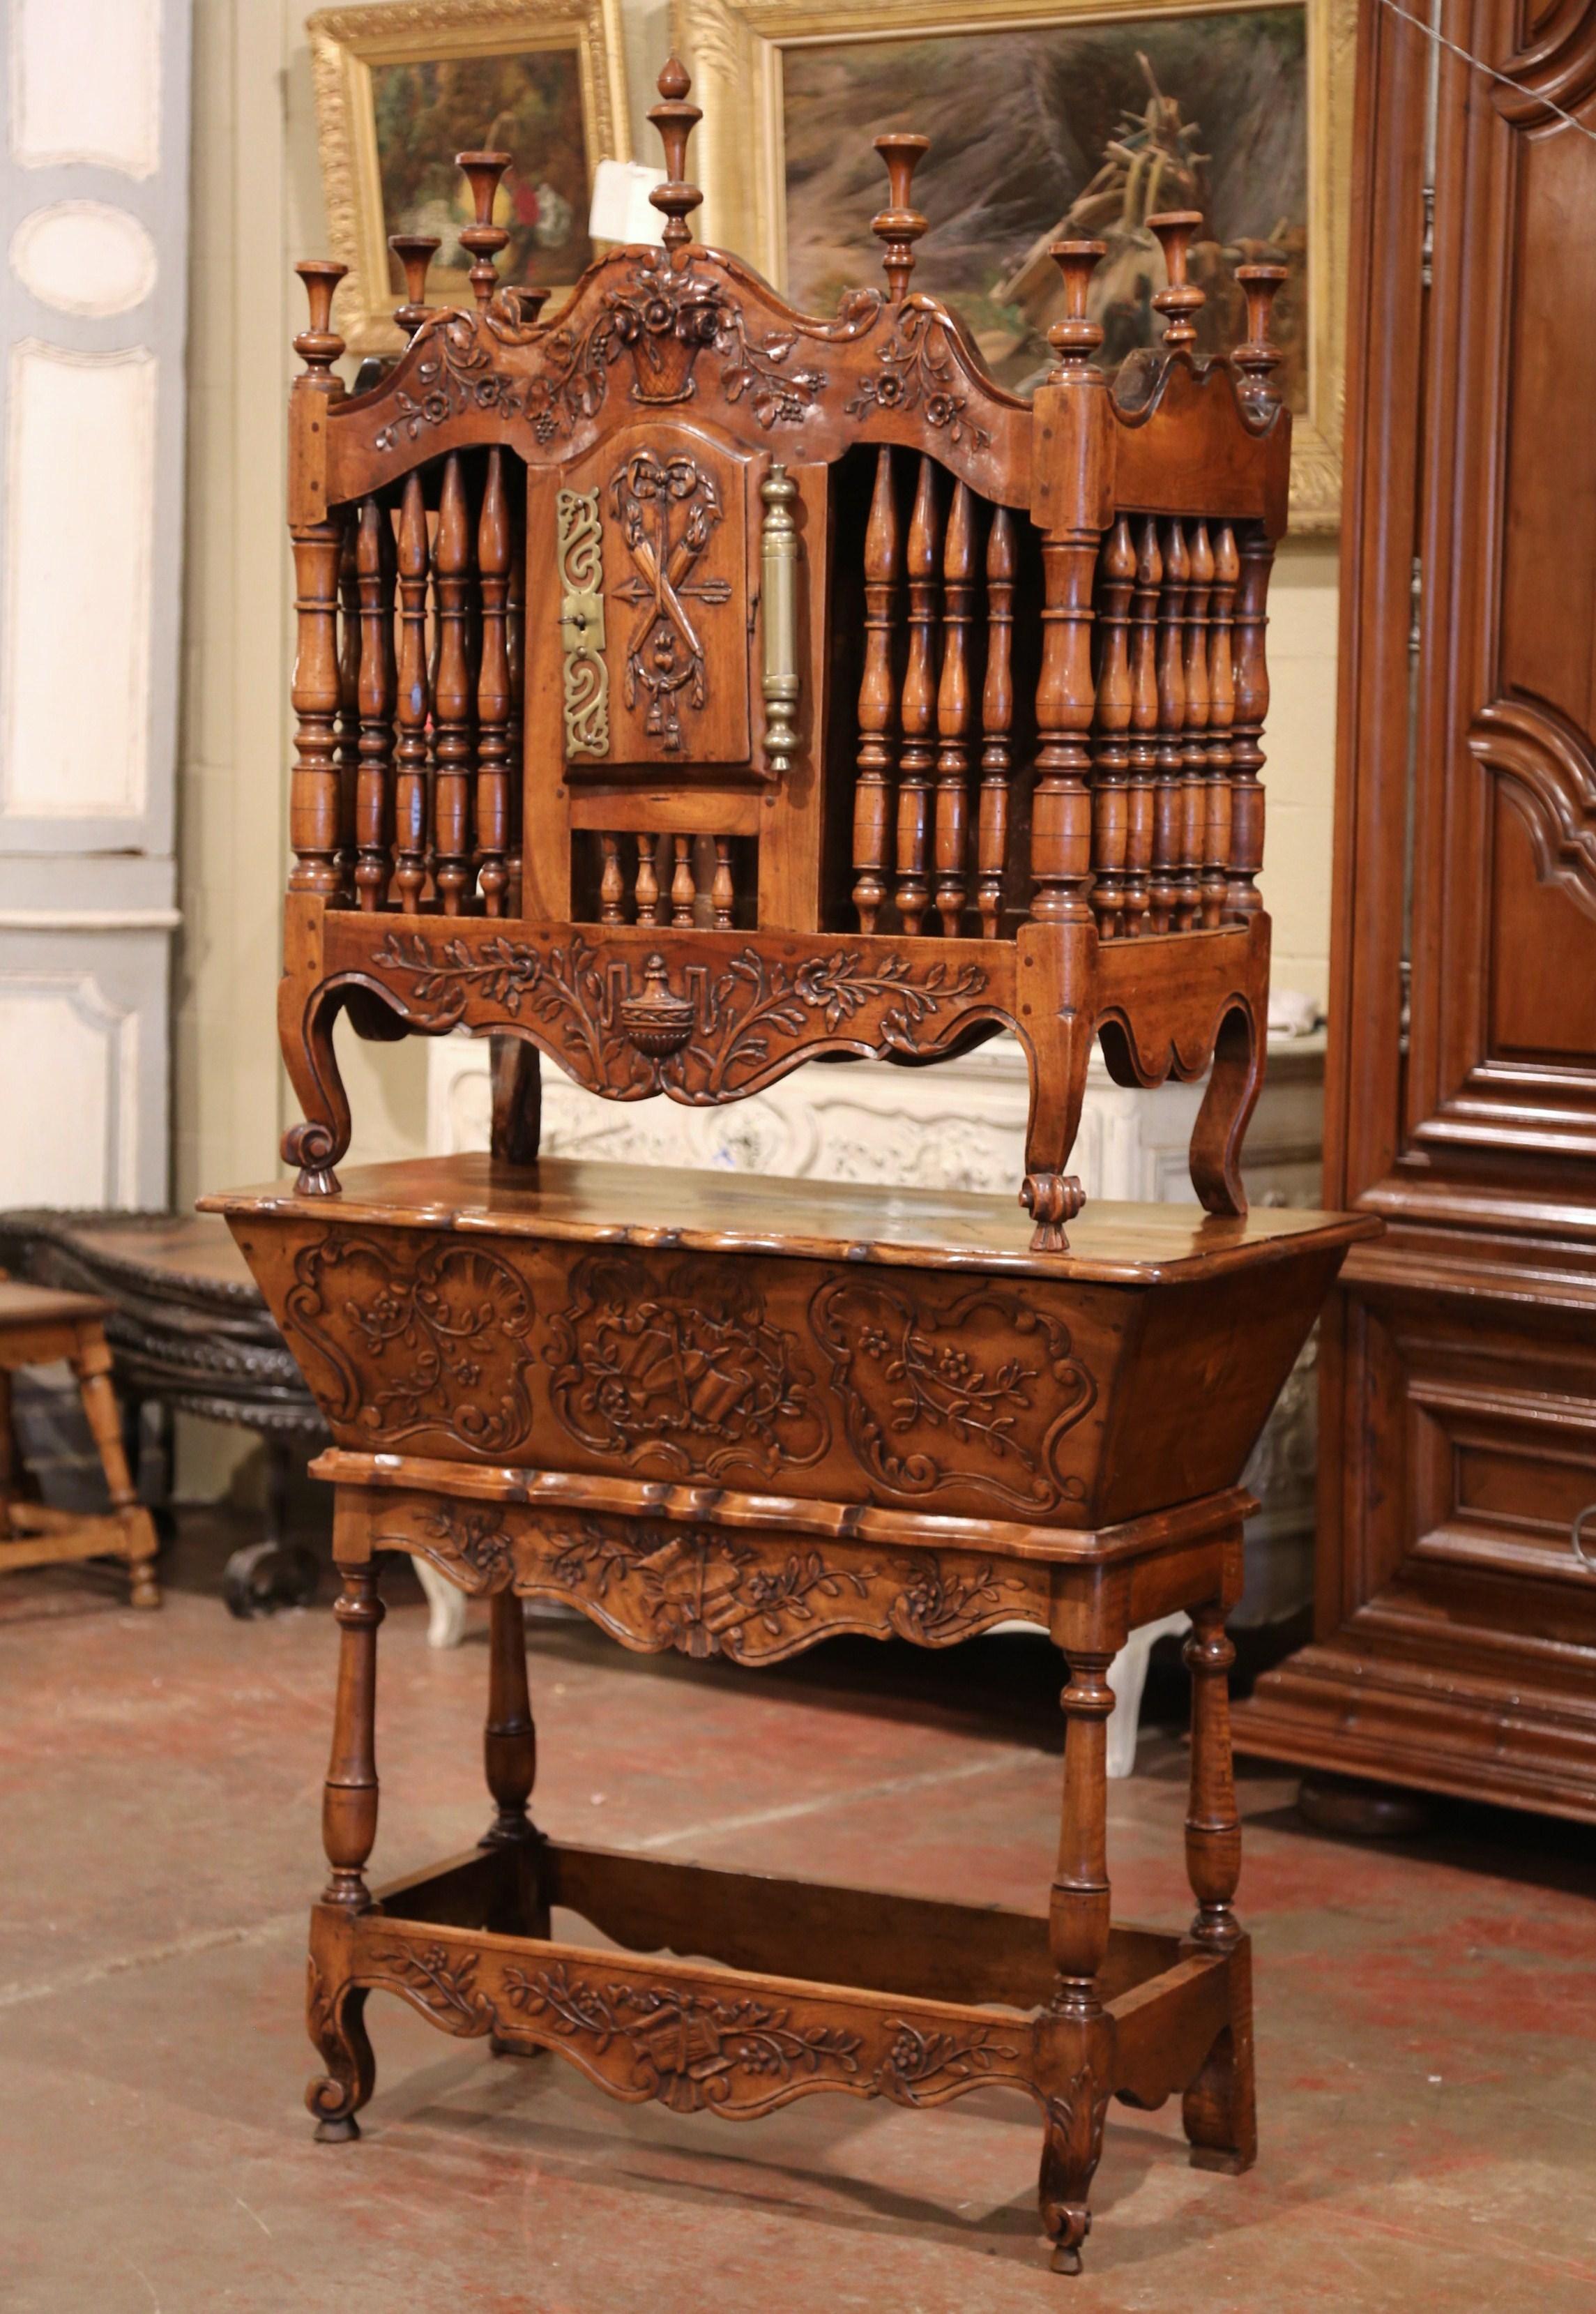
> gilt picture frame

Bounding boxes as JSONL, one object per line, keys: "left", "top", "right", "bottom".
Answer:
{"left": 677, "top": 0, "right": 1353, "bottom": 528}
{"left": 308, "top": 0, "right": 632, "bottom": 355}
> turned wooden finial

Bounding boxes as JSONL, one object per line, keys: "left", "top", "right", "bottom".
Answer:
{"left": 1233, "top": 260, "right": 1287, "bottom": 408}
{"left": 649, "top": 54, "right": 703, "bottom": 250}
{"left": 872, "top": 133, "right": 930, "bottom": 303}
{"left": 456, "top": 150, "right": 512, "bottom": 310}
{"left": 1046, "top": 240, "right": 1106, "bottom": 375}
{"left": 388, "top": 232, "right": 439, "bottom": 338}
{"left": 1148, "top": 211, "right": 1205, "bottom": 351}
{"left": 294, "top": 259, "right": 347, "bottom": 375}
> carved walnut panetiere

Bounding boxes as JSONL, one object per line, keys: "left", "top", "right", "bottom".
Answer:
{"left": 206, "top": 63, "right": 1376, "bottom": 2274}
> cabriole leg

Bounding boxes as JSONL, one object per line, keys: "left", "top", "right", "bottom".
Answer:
{"left": 306, "top": 1940, "right": 374, "bottom": 2145}
{"left": 307, "top": 1558, "right": 383, "bottom": 2140}
{"left": 1181, "top": 1601, "right": 1256, "bottom": 2171}
{"left": 1040, "top": 1647, "right": 1116, "bottom": 2274}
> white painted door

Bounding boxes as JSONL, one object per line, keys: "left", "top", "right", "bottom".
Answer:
{"left": 0, "top": 0, "right": 191, "bottom": 1204}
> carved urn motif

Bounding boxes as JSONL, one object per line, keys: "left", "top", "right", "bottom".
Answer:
{"left": 618, "top": 953, "right": 696, "bottom": 1056}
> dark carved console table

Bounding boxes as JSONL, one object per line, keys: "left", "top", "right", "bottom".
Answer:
{"left": 206, "top": 61, "right": 1375, "bottom": 2274}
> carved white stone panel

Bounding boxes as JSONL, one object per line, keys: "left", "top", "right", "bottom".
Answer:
{"left": 10, "top": 202, "right": 158, "bottom": 317}
{"left": 10, "top": 0, "right": 162, "bottom": 178}
{"left": 1, "top": 341, "right": 156, "bottom": 820}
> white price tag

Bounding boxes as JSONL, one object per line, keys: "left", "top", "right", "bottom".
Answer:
{"left": 588, "top": 158, "right": 667, "bottom": 246}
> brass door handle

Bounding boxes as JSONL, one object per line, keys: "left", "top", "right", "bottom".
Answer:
{"left": 759, "top": 463, "right": 799, "bottom": 782}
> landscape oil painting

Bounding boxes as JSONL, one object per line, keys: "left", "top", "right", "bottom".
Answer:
{"left": 370, "top": 46, "right": 595, "bottom": 303}
{"left": 308, "top": 0, "right": 629, "bottom": 354}
{"left": 780, "top": 7, "right": 1310, "bottom": 410}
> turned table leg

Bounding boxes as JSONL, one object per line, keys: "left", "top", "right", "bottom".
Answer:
{"left": 482, "top": 1589, "right": 535, "bottom": 1847}
{"left": 1039, "top": 1647, "right": 1116, "bottom": 2275}
{"left": 308, "top": 1558, "right": 383, "bottom": 2140}
{"left": 1181, "top": 1601, "right": 1256, "bottom": 2172}
{"left": 482, "top": 1589, "right": 549, "bottom": 1981}
{"left": 71, "top": 1329, "right": 160, "bottom": 1608}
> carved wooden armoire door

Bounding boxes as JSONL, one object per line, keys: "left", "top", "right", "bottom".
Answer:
{"left": 1236, "top": 0, "right": 1596, "bottom": 1817}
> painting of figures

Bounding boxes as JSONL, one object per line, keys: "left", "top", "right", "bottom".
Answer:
{"left": 781, "top": 7, "right": 1309, "bottom": 409}
{"left": 370, "top": 47, "right": 595, "bottom": 301}
{"left": 308, "top": 0, "right": 628, "bottom": 352}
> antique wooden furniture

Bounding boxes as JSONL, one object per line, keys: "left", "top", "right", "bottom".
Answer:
{"left": 275, "top": 65, "right": 1294, "bottom": 1246}
{"left": 1233, "top": 0, "right": 1596, "bottom": 1822}
{"left": 208, "top": 1159, "right": 1374, "bottom": 2274}
{"left": 0, "top": 1280, "right": 160, "bottom": 1608}
{"left": 208, "top": 59, "right": 1376, "bottom": 2273}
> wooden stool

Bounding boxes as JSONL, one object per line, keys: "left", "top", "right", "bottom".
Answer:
{"left": 0, "top": 1282, "right": 160, "bottom": 1608}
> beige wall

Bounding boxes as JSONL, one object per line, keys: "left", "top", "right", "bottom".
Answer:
{"left": 176, "top": 0, "right": 1339, "bottom": 1213}
{"left": 1259, "top": 538, "right": 1339, "bottom": 1008}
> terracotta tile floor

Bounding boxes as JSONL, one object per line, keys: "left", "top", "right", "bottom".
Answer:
{"left": 3, "top": 1516, "right": 1595, "bottom": 2313}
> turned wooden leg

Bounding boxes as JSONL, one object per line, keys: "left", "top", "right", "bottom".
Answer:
{"left": 308, "top": 1561, "right": 384, "bottom": 2139}
{"left": 1184, "top": 1603, "right": 1240, "bottom": 1951}
{"left": 481, "top": 1590, "right": 549, "bottom": 1988}
{"left": 1040, "top": 1649, "right": 1116, "bottom": 2274}
{"left": 482, "top": 1589, "right": 535, "bottom": 1847}
{"left": 1181, "top": 1601, "right": 1256, "bottom": 2172}
{"left": 71, "top": 1330, "right": 160, "bottom": 1608}
{"left": 322, "top": 1561, "right": 383, "bottom": 1911}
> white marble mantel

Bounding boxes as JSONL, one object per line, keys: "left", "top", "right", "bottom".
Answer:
{"left": 420, "top": 1029, "right": 1325, "bottom": 1769}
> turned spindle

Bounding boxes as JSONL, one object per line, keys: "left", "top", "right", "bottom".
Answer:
{"left": 1228, "top": 526, "right": 1274, "bottom": 916}
{"left": 1031, "top": 240, "right": 1106, "bottom": 930}
{"left": 389, "top": 233, "right": 439, "bottom": 337}
{"left": 1178, "top": 521, "right": 1213, "bottom": 930}
{"left": 1090, "top": 517, "right": 1136, "bottom": 940}
{"left": 432, "top": 451, "right": 475, "bottom": 914}
{"left": 977, "top": 504, "right": 1017, "bottom": 941}
{"left": 599, "top": 834, "right": 625, "bottom": 924}
{"left": 335, "top": 519, "right": 361, "bottom": 891}
{"left": 635, "top": 836, "right": 661, "bottom": 926}
{"left": 670, "top": 836, "right": 697, "bottom": 925}
{"left": 1123, "top": 518, "right": 1162, "bottom": 937}
{"left": 649, "top": 56, "right": 703, "bottom": 251}
{"left": 895, "top": 455, "right": 941, "bottom": 935}
{"left": 934, "top": 480, "right": 977, "bottom": 936}
{"left": 1233, "top": 262, "right": 1287, "bottom": 411}
{"left": 1148, "top": 211, "right": 1205, "bottom": 352}
{"left": 294, "top": 257, "right": 347, "bottom": 379}
{"left": 1202, "top": 524, "right": 1239, "bottom": 928}
{"left": 456, "top": 151, "right": 511, "bottom": 310}
{"left": 393, "top": 473, "right": 431, "bottom": 912}
{"left": 476, "top": 448, "right": 512, "bottom": 916}
{"left": 853, "top": 447, "right": 901, "bottom": 934}
{"left": 1046, "top": 239, "right": 1107, "bottom": 375}
{"left": 872, "top": 133, "right": 930, "bottom": 304}
{"left": 1150, "top": 518, "right": 1190, "bottom": 934}
{"left": 712, "top": 837, "right": 735, "bottom": 929}
{"left": 354, "top": 497, "right": 396, "bottom": 912}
